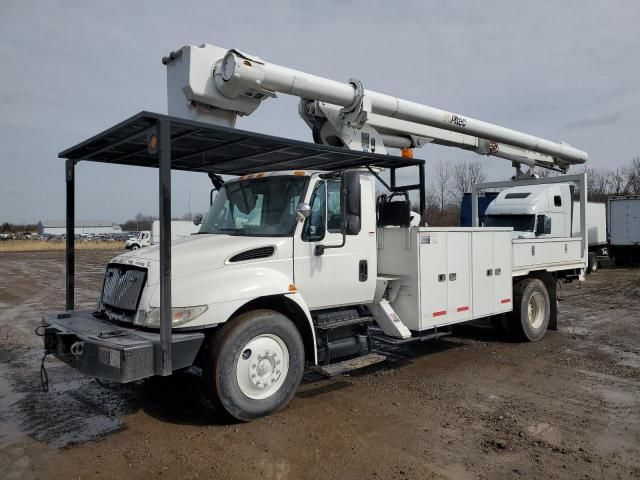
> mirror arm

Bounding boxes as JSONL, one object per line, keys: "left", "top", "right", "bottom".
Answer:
{"left": 315, "top": 176, "right": 349, "bottom": 256}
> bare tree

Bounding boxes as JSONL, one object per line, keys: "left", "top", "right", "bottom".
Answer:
{"left": 451, "top": 161, "right": 487, "bottom": 204}
{"left": 609, "top": 168, "right": 629, "bottom": 195}
{"left": 433, "top": 160, "right": 451, "bottom": 214}
{"left": 626, "top": 156, "right": 640, "bottom": 194}
{"left": 586, "top": 167, "right": 612, "bottom": 202}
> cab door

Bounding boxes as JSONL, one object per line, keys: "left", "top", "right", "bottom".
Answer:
{"left": 293, "top": 176, "right": 376, "bottom": 310}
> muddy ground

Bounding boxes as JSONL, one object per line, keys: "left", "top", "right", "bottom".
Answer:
{"left": 0, "top": 250, "right": 639, "bottom": 479}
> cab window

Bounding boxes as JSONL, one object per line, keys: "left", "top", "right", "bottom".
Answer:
{"left": 302, "top": 181, "right": 326, "bottom": 242}
{"left": 327, "top": 181, "right": 342, "bottom": 232}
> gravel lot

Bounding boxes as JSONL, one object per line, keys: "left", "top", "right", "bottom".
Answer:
{"left": 0, "top": 250, "right": 639, "bottom": 479}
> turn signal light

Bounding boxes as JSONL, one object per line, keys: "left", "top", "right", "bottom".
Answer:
{"left": 401, "top": 148, "right": 413, "bottom": 159}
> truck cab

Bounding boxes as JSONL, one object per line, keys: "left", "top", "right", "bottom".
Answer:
{"left": 125, "top": 230, "right": 151, "bottom": 250}
{"left": 483, "top": 184, "right": 572, "bottom": 239}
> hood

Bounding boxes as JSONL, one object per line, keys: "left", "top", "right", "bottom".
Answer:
{"left": 110, "top": 234, "right": 290, "bottom": 284}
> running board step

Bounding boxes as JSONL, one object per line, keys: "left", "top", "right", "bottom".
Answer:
{"left": 371, "top": 326, "right": 452, "bottom": 345}
{"left": 314, "top": 353, "right": 386, "bottom": 377}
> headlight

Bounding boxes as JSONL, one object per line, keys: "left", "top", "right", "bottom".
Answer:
{"left": 134, "top": 305, "right": 208, "bottom": 328}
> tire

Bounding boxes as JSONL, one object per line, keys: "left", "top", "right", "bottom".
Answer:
{"left": 203, "top": 309, "right": 305, "bottom": 421}
{"left": 587, "top": 252, "right": 598, "bottom": 274}
{"left": 131, "top": 244, "right": 140, "bottom": 250}
{"left": 508, "top": 278, "right": 550, "bottom": 342}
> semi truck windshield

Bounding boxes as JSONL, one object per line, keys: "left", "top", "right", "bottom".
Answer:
{"left": 484, "top": 214, "right": 535, "bottom": 232}
{"left": 199, "top": 176, "right": 309, "bottom": 236}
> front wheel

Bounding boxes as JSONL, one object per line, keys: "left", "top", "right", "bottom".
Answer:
{"left": 204, "top": 309, "right": 305, "bottom": 421}
{"left": 508, "top": 278, "right": 550, "bottom": 342}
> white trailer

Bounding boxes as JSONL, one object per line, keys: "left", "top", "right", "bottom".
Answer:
{"left": 608, "top": 196, "right": 640, "bottom": 265}
{"left": 151, "top": 220, "right": 199, "bottom": 245}
{"left": 43, "top": 43, "right": 589, "bottom": 421}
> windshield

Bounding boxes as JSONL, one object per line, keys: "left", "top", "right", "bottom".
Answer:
{"left": 484, "top": 214, "right": 535, "bottom": 231}
{"left": 199, "top": 176, "right": 309, "bottom": 236}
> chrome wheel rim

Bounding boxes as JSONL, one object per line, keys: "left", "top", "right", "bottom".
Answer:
{"left": 528, "top": 292, "right": 545, "bottom": 329}
{"left": 236, "top": 334, "right": 289, "bottom": 400}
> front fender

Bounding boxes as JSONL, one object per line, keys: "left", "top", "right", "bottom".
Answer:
{"left": 146, "top": 266, "right": 318, "bottom": 364}
{"left": 149, "top": 265, "right": 293, "bottom": 307}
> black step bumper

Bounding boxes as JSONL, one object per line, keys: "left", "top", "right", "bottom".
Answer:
{"left": 43, "top": 310, "right": 205, "bottom": 383}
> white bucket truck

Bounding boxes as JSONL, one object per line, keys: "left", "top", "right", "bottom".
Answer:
{"left": 43, "top": 44, "right": 589, "bottom": 420}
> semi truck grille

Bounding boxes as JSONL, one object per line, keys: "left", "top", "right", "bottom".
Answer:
{"left": 101, "top": 265, "right": 147, "bottom": 313}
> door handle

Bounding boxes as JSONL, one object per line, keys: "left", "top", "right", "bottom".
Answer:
{"left": 359, "top": 260, "right": 368, "bottom": 282}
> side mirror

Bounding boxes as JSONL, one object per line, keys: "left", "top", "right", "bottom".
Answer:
{"left": 341, "top": 171, "right": 361, "bottom": 235}
{"left": 544, "top": 216, "right": 552, "bottom": 235}
{"left": 296, "top": 202, "right": 311, "bottom": 221}
{"left": 193, "top": 214, "right": 203, "bottom": 226}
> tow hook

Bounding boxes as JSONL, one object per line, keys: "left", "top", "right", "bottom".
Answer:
{"left": 70, "top": 341, "right": 85, "bottom": 357}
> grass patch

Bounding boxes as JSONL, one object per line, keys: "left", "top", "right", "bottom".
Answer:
{"left": 0, "top": 240, "right": 125, "bottom": 252}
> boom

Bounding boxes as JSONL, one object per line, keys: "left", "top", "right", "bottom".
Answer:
{"left": 164, "top": 44, "right": 587, "bottom": 173}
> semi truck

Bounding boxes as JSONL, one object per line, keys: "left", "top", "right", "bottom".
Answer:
{"left": 42, "top": 44, "right": 589, "bottom": 421}
{"left": 481, "top": 184, "right": 606, "bottom": 272}
{"left": 125, "top": 220, "right": 199, "bottom": 249}
{"left": 608, "top": 195, "right": 640, "bottom": 265}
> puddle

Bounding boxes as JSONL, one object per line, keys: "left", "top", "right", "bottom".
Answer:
{"left": 0, "top": 352, "right": 139, "bottom": 448}
{"left": 526, "top": 422, "right": 562, "bottom": 444}
{"left": 0, "top": 374, "right": 27, "bottom": 444}
{"left": 560, "top": 325, "right": 590, "bottom": 336}
{"left": 598, "top": 344, "right": 640, "bottom": 369}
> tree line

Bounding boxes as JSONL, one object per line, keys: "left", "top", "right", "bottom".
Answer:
{"left": 420, "top": 155, "right": 640, "bottom": 226}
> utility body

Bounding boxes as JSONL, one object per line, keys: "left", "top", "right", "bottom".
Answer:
{"left": 43, "top": 44, "right": 589, "bottom": 420}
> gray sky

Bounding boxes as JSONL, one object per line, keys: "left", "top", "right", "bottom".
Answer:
{"left": 1, "top": 0, "right": 639, "bottom": 224}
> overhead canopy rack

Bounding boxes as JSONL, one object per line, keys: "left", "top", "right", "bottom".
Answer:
{"left": 59, "top": 111, "right": 425, "bottom": 377}
{"left": 59, "top": 111, "right": 424, "bottom": 175}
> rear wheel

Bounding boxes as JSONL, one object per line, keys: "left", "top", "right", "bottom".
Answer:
{"left": 508, "top": 278, "right": 550, "bottom": 342}
{"left": 587, "top": 252, "right": 598, "bottom": 273}
{"left": 203, "top": 309, "right": 305, "bottom": 421}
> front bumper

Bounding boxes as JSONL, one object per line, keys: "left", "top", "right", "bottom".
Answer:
{"left": 43, "top": 310, "right": 205, "bottom": 383}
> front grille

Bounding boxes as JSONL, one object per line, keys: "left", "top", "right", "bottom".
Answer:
{"left": 101, "top": 264, "right": 147, "bottom": 313}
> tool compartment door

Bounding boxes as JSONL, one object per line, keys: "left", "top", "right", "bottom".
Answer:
{"left": 471, "top": 231, "right": 496, "bottom": 318}
{"left": 492, "top": 231, "right": 513, "bottom": 313}
{"left": 446, "top": 232, "right": 472, "bottom": 323}
{"left": 419, "top": 231, "right": 449, "bottom": 329}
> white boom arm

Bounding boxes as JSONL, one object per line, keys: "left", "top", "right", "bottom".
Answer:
{"left": 164, "top": 44, "right": 587, "bottom": 172}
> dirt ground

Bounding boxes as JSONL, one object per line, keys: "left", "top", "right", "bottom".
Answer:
{"left": 0, "top": 250, "right": 639, "bottom": 480}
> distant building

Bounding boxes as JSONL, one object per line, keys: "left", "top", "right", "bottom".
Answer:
{"left": 39, "top": 221, "right": 122, "bottom": 236}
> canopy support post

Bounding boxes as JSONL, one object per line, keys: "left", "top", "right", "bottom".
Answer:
{"left": 65, "top": 159, "right": 75, "bottom": 311}
{"left": 158, "top": 119, "right": 173, "bottom": 376}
